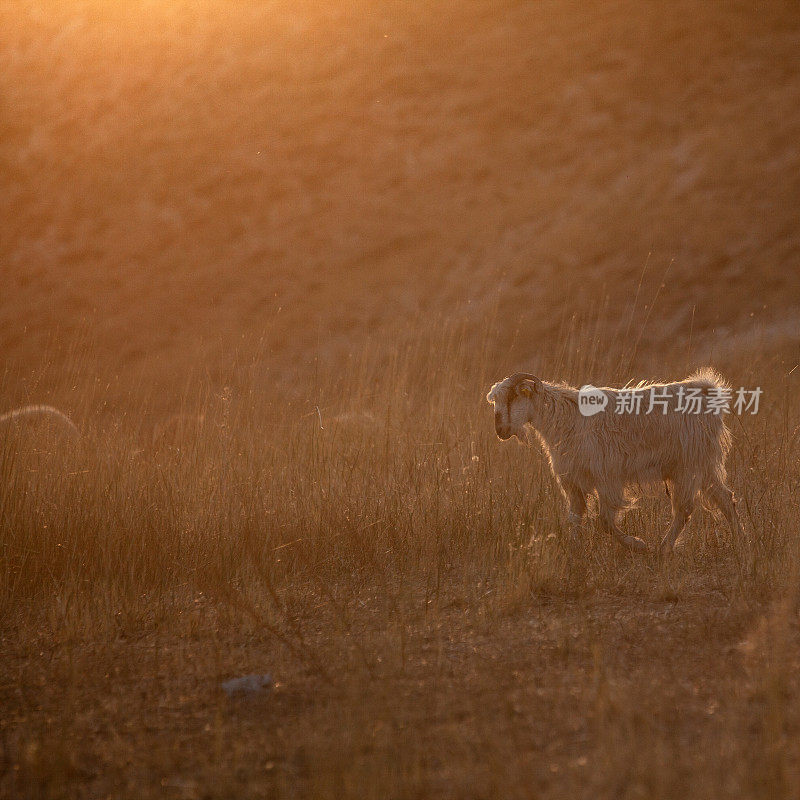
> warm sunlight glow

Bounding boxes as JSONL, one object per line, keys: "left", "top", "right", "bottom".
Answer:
{"left": 3, "top": 0, "right": 800, "bottom": 795}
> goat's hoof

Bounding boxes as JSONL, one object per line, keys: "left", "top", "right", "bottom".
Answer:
{"left": 624, "top": 536, "right": 648, "bottom": 553}
{"left": 657, "top": 541, "right": 674, "bottom": 558}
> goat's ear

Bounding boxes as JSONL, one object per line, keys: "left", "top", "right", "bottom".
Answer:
{"left": 519, "top": 378, "right": 541, "bottom": 397}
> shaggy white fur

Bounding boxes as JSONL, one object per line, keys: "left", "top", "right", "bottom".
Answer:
{"left": 486, "top": 370, "right": 742, "bottom": 553}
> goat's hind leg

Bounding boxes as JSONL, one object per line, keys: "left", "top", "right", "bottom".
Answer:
{"left": 705, "top": 478, "right": 743, "bottom": 542}
{"left": 658, "top": 483, "right": 695, "bottom": 555}
{"left": 597, "top": 498, "right": 647, "bottom": 553}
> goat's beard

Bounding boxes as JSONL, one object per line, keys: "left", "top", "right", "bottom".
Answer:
{"left": 515, "top": 424, "right": 537, "bottom": 445}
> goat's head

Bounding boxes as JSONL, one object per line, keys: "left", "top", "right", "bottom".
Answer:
{"left": 486, "top": 373, "right": 542, "bottom": 440}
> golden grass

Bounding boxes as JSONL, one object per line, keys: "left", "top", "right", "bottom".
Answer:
{"left": 2, "top": 325, "right": 800, "bottom": 798}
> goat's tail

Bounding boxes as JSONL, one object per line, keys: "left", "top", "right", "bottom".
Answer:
{"left": 687, "top": 367, "right": 731, "bottom": 392}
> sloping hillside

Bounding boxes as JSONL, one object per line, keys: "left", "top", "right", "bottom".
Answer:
{"left": 2, "top": 0, "right": 799, "bottom": 412}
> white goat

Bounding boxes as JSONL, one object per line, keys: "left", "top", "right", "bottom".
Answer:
{"left": 486, "top": 370, "right": 742, "bottom": 553}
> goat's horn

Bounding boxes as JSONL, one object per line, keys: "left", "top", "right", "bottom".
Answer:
{"left": 508, "top": 372, "right": 540, "bottom": 385}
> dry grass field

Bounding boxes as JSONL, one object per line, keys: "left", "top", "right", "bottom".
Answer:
{"left": 2, "top": 1, "right": 800, "bottom": 798}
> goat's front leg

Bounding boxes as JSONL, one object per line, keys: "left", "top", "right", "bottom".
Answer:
{"left": 563, "top": 483, "right": 588, "bottom": 546}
